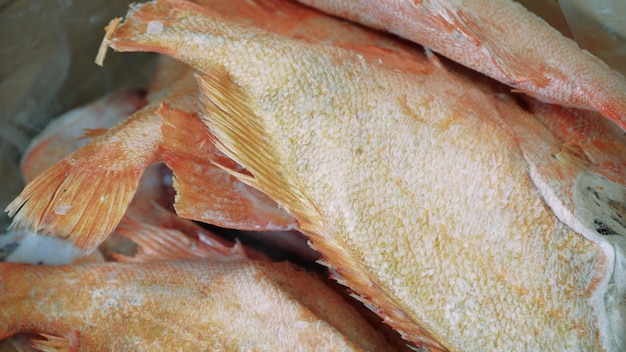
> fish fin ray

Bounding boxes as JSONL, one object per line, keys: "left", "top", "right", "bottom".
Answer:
{"left": 159, "top": 102, "right": 297, "bottom": 231}
{"left": 112, "top": 215, "right": 248, "bottom": 262}
{"left": 6, "top": 109, "right": 162, "bottom": 251}
{"left": 29, "top": 331, "right": 79, "bottom": 352}
{"left": 196, "top": 69, "right": 322, "bottom": 228}
{"left": 5, "top": 157, "right": 140, "bottom": 251}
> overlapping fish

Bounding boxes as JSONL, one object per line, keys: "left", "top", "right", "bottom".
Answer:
{"left": 3, "top": 0, "right": 626, "bottom": 350}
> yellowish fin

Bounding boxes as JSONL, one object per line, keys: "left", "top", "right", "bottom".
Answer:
{"left": 6, "top": 106, "right": 162, "bottom": 251}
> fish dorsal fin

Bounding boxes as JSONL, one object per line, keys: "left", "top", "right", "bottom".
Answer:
{"left": 196, "top": 69, "right": 322, "bottom": 231}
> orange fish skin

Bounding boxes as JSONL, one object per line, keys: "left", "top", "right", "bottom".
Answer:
{"left": 0, "top": 260, "right": 395, "bottom": 352}
{"left": 5, "top": 103, "right": 163, "bottom": 251}
{"left": 20, "top": 89, "right": 147, "bottom": 182}
{"left": 6, "top": 53, "right": 298, "bottom": 252}
{"left": 295, "top": 0, "right": 626, "bottom": 130}
{"left": 158, "top": 90, "right": 298, "bottom": 231}
{"left": 99, "top": 0, "right": 622, "bottom": 350}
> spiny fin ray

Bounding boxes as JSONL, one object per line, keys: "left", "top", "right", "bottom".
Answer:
{"left": 5, "top": 108, "right": 163, "bottom": 251}
{"left": 196, "top": 68, "right": 447, "bottom": 351}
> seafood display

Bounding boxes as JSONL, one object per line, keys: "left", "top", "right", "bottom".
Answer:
{"left": 3, "top": 0, "right": 626, "bottom": 350}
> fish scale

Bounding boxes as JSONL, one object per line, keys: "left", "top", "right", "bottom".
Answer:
{"left": 0, "top": 260, "right": 391, "bottom": 351}
{"left": 93, "top": 0, "right": 618, "bottom": 349}
{"left": 4, "top": 0, "right": 625, "bottom": 350}
{"left": 296, "top": 0, "right": 626, "bottom": 130}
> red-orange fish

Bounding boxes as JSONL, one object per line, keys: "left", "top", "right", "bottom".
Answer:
{"left": 0, "top": 259, "right": 393, "bottom": 351}
{"left": 6, "top": 56, "right": 296, "bottom": 251}
{"left": 87, "top": 0, "right": 624, "bottom": 350}
{"left": 5, "top": 0, "right": 626, "bottom": 350}
{"left": 20, "top": 89, "right": 146, "bottom": 182}
{"left": 295, "top": 0, "right": 626, "bottom": 129}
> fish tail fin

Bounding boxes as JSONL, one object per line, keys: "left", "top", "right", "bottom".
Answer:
{"left": 5, "top": 159, "right": 137, "bottom": 251}
{"left": 5, "top": 108, "right": 162, "bottom": 251}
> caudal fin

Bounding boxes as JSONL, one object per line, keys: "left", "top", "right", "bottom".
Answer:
{"left": 6, "top": 107, "right": 162, "bottom": 251}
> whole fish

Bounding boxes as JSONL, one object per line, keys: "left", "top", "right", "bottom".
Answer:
{"left": 294, "top": 0, "right": 626, "bottom": 130}
{"left": 90, "top": 0, "right": 625, "bottom": 350}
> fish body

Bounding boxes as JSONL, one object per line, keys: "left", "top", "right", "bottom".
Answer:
{"left": 0, "top": 260, "right": 393, "bottom": 351}
{"left": 295, "top": 0, "right": 626, "bottom": 129}
{"left": 6, "top": 0, "right": 626, "bottom": 350}
{"left": 95, "top": 0, "right": 625, "bottom": 350}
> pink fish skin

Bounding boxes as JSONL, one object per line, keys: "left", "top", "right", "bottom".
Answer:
{"left": 295, "top": 0, "right": 626, "bottom": 130}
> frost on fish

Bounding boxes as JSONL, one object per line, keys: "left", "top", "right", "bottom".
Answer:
{"left": 497, "top": 99, "right": 626, "bottom": 347}
{"left": 0, "top": 230, "right": 103, "bottom": 265}
{"left": 295, "top": 0, "right": 626, "bottom": 131}
{"left": 0, "top": 261, "right": 395, "bottom": 351}
{"left": 0, "top": 204, "right": 391, "bottom": 350}
{"left": 96, "top": 0, "right": 625, "bottom": 350}
{"left": 6, "top": 55, "right": 296, "bottom": 252}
